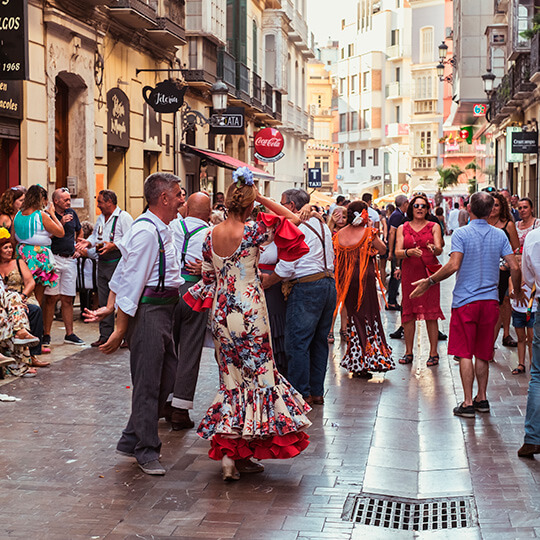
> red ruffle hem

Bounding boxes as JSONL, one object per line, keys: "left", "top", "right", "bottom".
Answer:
{"left": 257, "top": 213, "right": 309, "bottom": 262}
{"left": 183, "top": 290, "right": 213, "bottom": 312}
{"left": 208, "top": 432, "right": 310, "bottom": 461}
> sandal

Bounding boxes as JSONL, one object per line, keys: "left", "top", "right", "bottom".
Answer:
{"left": 427, "top": 354, "right": 439, "bottom": 367}
{"left": 512, "top": 364, "right": 526, "bottom": 375}
{"left": 399, "top": 354, "right": 414, "bottom": 365}
{"left": 502, "top": 335, "right": 518, "bottom": 347}
{"left": 327, "top": 333, "right": 335, "bottom": 344}
{"left": 339, "top": 330, "right": 348, "bottom": 341}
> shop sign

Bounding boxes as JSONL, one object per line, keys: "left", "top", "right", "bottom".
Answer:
{"left": 506, "top": 126, "right": 524, "bottom": 163}
{"left": 254, "top": 127, "right": 284, "bottom": 163}
{"left": 210, "top": 106, "right": 245, "bottom": 135}
{"left": 0, "top": 79, "right": 22, "bottom": 119}
{"left": 473, "top": 104, "right": 487, "bottom": 117}
{"left": 511, "top": 131, "right": 538, "bottom": 154}
{"left": 107, "top": 88, "right": 130, "bottom": 148}
{"left": 143, "top": 80, "right": 186, "bottom": 114}
{"left": 308, "top": 168, "right": 322, "bottom": 188}
{"left": 0, "top": 0, "right": 28, "bottom": 80}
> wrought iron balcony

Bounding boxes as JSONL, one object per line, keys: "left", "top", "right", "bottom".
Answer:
{"left": 217, "top": 49, "right": 236, "bottom": 93}
{"left": 252, "top": 73, "right": 263, "bottom": 110}
{"left": 530, "top": 32, "right": 540, "bottom": 83}
{"left": 264, "top": 82, "right": 273, "bottom": 115}
{"left": 274, "top": 91, "right": 282, "bottom": 121}
{"left": 236, "top": 62, "right": 250, "bottom": 103}
{"left": 108, "top": 0, "right": 158, "bottom": 28}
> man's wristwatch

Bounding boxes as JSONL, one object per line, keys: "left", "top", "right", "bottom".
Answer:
{"left": 428, "top": 277, "right": 436, "bottom": 287}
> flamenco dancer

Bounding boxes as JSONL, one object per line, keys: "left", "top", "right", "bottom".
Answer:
{"left": 184, "top": 167, "right": 312, "bottom": 481}
{"left": 333, "top": 201, "right": 395, "bottom": 378}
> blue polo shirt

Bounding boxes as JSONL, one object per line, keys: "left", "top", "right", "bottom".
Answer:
{"left": 450, "top": 219, "right": 512, "bottom": 309}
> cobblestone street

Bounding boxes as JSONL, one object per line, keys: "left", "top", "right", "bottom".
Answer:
{"left": 1, "top": 274, "right": 540, "bottom": 539}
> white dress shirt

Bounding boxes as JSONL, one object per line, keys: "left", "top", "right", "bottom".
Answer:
{"left": 447, "top": 208, "right": 460, "bottom": 231}
{"left": 113, "top": 211, "right": 183, "bottom": 317}
{"left": 522, "top": 227, "right": 540, "bottom": 298}
{"left": 88, "top": 206, "right": 133, "bottom": 247}
{"left": 259, "top": 242, "right": 278, "bottom": 266}
{"left": 170, "top": 216, "right": 209, "bottom": 270}
{"left": 275, "top": 217, "right": 334, "bottom": 280}
{"left": 367, "top": 206, "right": 380, "bottom": 224}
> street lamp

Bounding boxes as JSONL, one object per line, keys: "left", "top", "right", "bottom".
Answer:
{"left": 437, "top": 40, "right": 456, "bottom": 83}
{"left": 182, "top": 79, "right": 230, "bottom": 137}
{"left": 481, "top": 69, "right": 496, "bottom": 96}
{"left": 438, "top": 41, "right": 449, "bottom": 61}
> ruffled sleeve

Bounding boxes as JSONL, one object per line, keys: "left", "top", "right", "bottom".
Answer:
{"left": 183, "top": 231, "right": 216, "bottom": 312}
{"left": 257, "top": 213, "right": 309, "bottom": 262}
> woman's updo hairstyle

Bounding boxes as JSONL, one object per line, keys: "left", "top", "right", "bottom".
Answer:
{"left": 225, "top": 168, "right": 257, "bottom": 215}
{"left": 22, "top": 184, "right": 48, "bottom": 211}
{"left": 346, "top": 200, "right": 368, "bottom": 225}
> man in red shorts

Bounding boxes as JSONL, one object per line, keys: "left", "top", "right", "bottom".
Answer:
{"left": 411, "top": 191, "right": 525, "bottom": 417}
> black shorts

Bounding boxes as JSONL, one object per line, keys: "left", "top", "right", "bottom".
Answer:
{"left": 498, "top": 269, "right": 510, "bottom": 305}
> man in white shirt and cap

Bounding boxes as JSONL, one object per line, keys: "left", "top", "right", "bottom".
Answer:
{"left": 262, "top": 188, "right": 336, "bottom": 405}
{"left": 112, "top": 173, "right": 184, "bottom": 475}
{"left": 170, "top": 192, "right": 211, "bottom": 430}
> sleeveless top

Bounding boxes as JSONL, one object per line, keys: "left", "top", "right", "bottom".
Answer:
{"left": 14, "top": 210, "right": 52, "bottom": 246}
{"left": 517, "top": 218, "right": 540, "bottom": 249}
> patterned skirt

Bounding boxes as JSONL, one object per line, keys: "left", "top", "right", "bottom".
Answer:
{"left": 17, "top": 244, "right": 58, "bottom": 288}
{"left": 0, "top": 289, "right": 29, "bottom": 341}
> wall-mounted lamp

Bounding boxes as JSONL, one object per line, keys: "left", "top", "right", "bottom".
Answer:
{"left": 437, "top": 41, "right": 456, "bottom": 83}
{"left": 481, "top": 69, "right": 496, "bottom": 96}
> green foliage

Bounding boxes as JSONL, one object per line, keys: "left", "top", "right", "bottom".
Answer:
{"left": 465, "top": 160, "right": 478, "bottom": 171}
{"left": 468, "top": 178, "right": 477, "bottom": 195}
{"left": 437, "top": 164, "right": 464, "bottom": 190}
{"left": 520, "top": 10, "right": 540, "bottom": 39}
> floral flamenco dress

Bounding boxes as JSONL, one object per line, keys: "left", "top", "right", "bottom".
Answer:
{"left": 184, "top": 214, "right": 312, "bottom": 461}
{"left": 333, "top": 228, "right": 395, "bottom": 375}
{"left": 13, "top": 210, "right": 58, "bottom": 287}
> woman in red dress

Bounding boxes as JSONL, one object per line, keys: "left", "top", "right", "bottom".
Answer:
{"left": 395, "top": 194, "right": 444, "bottom": 366}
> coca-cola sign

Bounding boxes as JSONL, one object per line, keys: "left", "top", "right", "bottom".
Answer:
{"left": 254, "top": 127, "right": 285, "bottom": 163}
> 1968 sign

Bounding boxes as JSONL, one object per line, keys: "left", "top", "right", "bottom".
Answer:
{"left": 0, "top": 0, "right": 28, "bottom": 80}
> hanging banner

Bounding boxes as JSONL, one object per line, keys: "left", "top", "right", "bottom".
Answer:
{"left": 0, "top": 0, "right": 28, "bottom": 80}
{"left": 107, "top": 88, "right": 130, "bottom": 148}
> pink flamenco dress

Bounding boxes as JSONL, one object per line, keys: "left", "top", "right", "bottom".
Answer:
{"left": 401, "top": 221, "right": 444, "bottom": 323}
{"left": 184, "top": 214, "right": 312, "bottom": 461}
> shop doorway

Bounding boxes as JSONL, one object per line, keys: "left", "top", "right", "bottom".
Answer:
{"left": 55, "top": 78, "right": 69, "bottom": 188}
{"left": 143, "top": 151, "right": 159, "bottom": 181}
{"left": 107, "top": 149, "right": 127, "bottom": 209}
{"left": 0, "top": 139, "right": 19, "bottom": 192}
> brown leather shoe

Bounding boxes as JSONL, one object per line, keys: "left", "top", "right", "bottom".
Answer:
{"left": 171, "top": 408, "right": 195, "bottom": 430}
{"left": 30, "top": 356, "right": 50, "bottom": 368}
{"left": 518, "top": 443, "right": 540, "bottom": 458}
{"left": 311, "top": 395, "right": 324, "bottom": 405}
{"left": 91, "top": 339, "right": 106, "bottom": 348}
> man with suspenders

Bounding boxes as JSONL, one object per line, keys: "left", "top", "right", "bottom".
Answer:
{"left": 262, "top": 188, "right": 336, "bottom": 405}
{"left": 77, "top": 190, "right": 133, "bottom": 347}
{"left": 111, "top": 173, "right": 184, "bottom": 475}
{"left": 170, "top": 192, "right": 212, "bottom": 430}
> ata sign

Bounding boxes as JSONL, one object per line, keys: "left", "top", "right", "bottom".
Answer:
{"left": 0, "top": 0, "right": 28, "bottom": 80}
{"left": 210, "top": 106, "right": 245, "bottom": 135}
{"left": 143, "top": 80, "right": 186, "bottom": 113}
{"left": 254, "top": 127, "right": 284, "bottom": 162}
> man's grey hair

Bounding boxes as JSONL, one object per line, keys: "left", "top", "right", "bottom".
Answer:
{"left": 282, "top": 189, "right": 310, "bottom": 211}
{"left": 395, "top": 194, "right": 408, "bottom": 208}
{"left": 144, "top": 173, "right": 181, "bottom": 206}
{"left": 469, "top": 191, "right": 494, "bottom": 219}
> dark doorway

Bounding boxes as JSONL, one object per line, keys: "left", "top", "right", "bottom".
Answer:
{"left": 55, "top": 77, "right": 69, "bottom": 188}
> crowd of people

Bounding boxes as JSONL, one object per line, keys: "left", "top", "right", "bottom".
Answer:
{"left": 1, "top": 173, "right": 539, "bottom": 476}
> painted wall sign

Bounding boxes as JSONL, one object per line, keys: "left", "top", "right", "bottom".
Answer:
{"left": 210, "top": 106, "right": 245, "bottom": 135}
{"left": 0, "top": 79, "right": 22, "bottom": 119}
{"left": 107, "top": 88, "right": 130, "bottom": 148}
{"left": 511, "top": 131, "right": 538, "bottom": 154}
{"left": 143, "top": 80, "right": 186, "bottom": 114}
{"left": 0, "top": 0, "right": 28, "bottom": 80}
{"left": 254, "top": 127, "right": 284, "bottom": 162}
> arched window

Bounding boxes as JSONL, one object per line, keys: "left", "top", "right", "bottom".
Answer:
{"left": 420, "top": 27, "right": 434, "bottom": 63}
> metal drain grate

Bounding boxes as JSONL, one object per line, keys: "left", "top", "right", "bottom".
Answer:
{"left": 344, "top": 493, "right": 477, "bottom": 531}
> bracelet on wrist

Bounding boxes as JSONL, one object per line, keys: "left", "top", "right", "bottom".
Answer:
{"left": 428, "top": 277, "right": 436, "bottom": 286}
{"left": 405, "top": 249, "right": 409, "bottom": 258}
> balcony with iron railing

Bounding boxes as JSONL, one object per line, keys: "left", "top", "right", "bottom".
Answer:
{"left": 108, "top": 0, "right": 158, "bottom": 28}
{"left": 236, "top": 62, "right": 250, "bottom": 102}
{"left": 264, "top": 82, "right": 273, "bottom": 115}
{"left": 217, "top": 48, "right": 236, "bottom": 93}
{"left": 146, "top": 0, "right": 185, "bottom": 46}
{"left": 274, "top": 91, "right": 282, "bottom": 121}
{"left": 531, "top": 32, "right": 540, "bottom": 82}
{"left": 412, "top": 157, "right": 435, "bottom": 170}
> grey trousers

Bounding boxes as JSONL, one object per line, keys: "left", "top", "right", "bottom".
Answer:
{"left": 172, "top": 281, "right": 209, "bottom": 409}
{"left": 97, "top": 259, "right": 120, "bottom": 341}
{"left": 117, "top": 302, "right": 177, "bottom": 465}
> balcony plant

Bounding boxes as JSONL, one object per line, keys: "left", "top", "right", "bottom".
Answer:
{"left": 437, "top": 164, "right": 463, "bottom": 190}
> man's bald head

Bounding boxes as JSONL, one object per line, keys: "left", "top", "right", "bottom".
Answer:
{"left": 186, "top": 192, "right": 211, "bottom": 222}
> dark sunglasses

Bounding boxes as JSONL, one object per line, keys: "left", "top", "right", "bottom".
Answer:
{"left": 413, "top": 203, "right": 428, "bottom": 209}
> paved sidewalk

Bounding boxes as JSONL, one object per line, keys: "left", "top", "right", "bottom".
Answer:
{"left": 1, "top": 275, "right": 540, "bottom": 539}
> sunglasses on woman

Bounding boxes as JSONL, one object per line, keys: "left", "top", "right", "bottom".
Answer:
{"left": 413, "top": 203, "right": 428, "bottom": 209}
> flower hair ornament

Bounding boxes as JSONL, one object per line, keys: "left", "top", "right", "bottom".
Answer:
{"left": 352, "top": 209, "right": 369, "bottom": 227}
{"left": 232, "top": 166, "right": 254, "bottom": 186}
{"left": 0, "top": 227, "right": 11, "bottom": 240}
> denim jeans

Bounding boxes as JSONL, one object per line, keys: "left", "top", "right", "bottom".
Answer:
{"left": 284, "top": 277, "right": 336, "bottom": 398}
{"left": 525, "top": 305, "right": 540, "bottom": 444}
